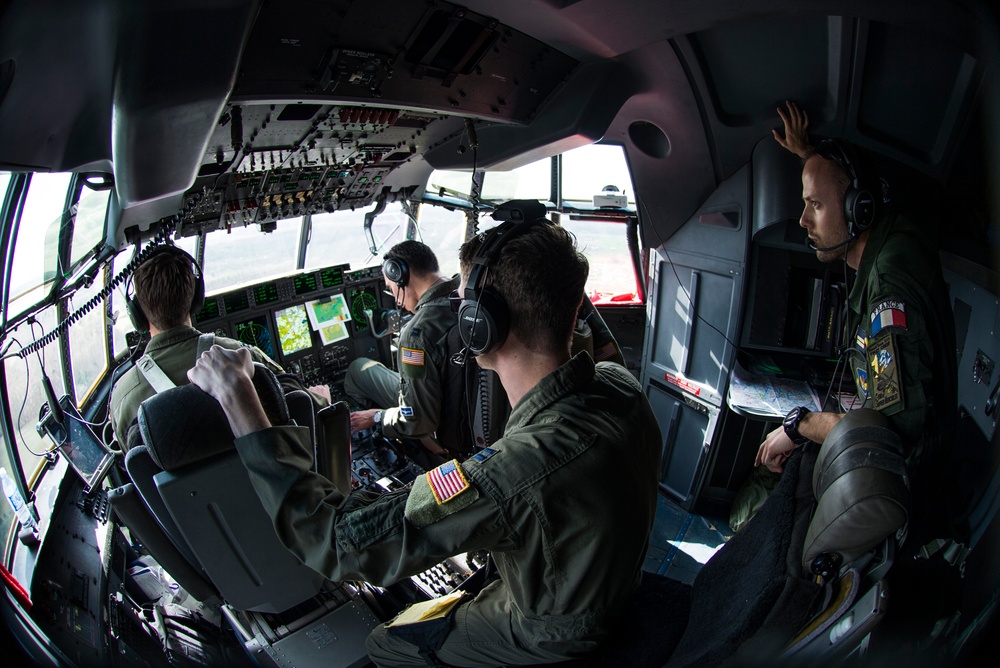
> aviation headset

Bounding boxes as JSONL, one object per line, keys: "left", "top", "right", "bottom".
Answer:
{"left": 458, "top": 212, "right": 548, "bottom": 356}
{"left": 813, "top": 138, "right": 879, "bottom": 239}
{"left": 382, "top": 255, "right": 410, "bottom": 288}
{"left": 125, "top": 245, "right": 206, "bottom": 332}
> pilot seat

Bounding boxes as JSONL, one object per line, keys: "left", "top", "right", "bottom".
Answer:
{"left": 108, "top": 363, "right": 380, "bottom": 667}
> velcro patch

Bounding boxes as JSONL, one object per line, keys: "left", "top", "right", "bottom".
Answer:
{"left": 400, "top": 346, "right": 427, "bottom": 379}
{"left": 470, "top": 447, "right": 498, "bottom": 464}
{"left": 402, "top": 347, "right": 425, "bottom": 366}
{"left": 855, "top": 326, "right": 867, "bottom": 353}
{"left": 427, "top": 460, "right": 469, "bottom": 504}
{"left": 868, "top": 332, "right": 903, "bottom": 411}
{"left": 869, "top": 300, "right": 907, "bottom": 336}
{"left": 405, "top": 464, "right": 479, "bottom": 529}
{"left": 854, "top": 364, "right": 870, "bottom": 399}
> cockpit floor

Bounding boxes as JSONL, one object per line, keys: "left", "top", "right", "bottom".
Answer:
{"left": 643, "top": 493, "right": 733, "bottom": 584}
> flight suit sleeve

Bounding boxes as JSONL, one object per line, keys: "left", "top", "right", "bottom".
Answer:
{"left": 863, "top": 277, "right": 933, "bottom": 460}
{"left": 235, "top": 427, "right": 509, "bottom": 586}
{"left": 248, "top": 345, "right": 285, "bottom": 375}
{"left": 382, "top": 326, "right": 444, "bottom": 441}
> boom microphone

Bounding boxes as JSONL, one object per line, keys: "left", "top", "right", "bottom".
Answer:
{"left": 806, "top": 236, "right": 853, "bottom": 252}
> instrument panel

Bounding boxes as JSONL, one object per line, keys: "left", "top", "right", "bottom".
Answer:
{"left": 192, "top": 262, "right": 394, "bottom": 392}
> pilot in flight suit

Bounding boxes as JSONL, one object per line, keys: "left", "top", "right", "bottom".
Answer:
{"left": 108, "top": 245, "right": 284, "bottom": 446}
{"left": 237, "top": 353, "right": 661, "bottom": 665}
{"left": 110, "top": 326, "right": 281, "bottom": 445}
{"left": 190, "top": 220, "right": 662, "bottom": 666}
{"left": 344, "top": 275, "right": 459, "bottom": 444}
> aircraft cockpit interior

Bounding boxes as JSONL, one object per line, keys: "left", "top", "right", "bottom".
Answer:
{"left": 2, "top": 0, "right": 1000, "bottom": 666}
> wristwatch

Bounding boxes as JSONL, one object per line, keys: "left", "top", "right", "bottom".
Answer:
{"left": 782, "top": 406, "right": 811, "bottom": 446}
{"left": 372, "top": 410, "right": 384, "bottom": 429}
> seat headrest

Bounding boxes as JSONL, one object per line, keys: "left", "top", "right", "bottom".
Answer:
{"left": 803, "top": 408, "right": 911, "bottom": 571}
{"left": 138, "top": 363, "right": 289, "bottom": 470}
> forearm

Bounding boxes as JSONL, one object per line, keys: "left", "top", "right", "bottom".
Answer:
{"left": 799, "top": 410, "right": 844, "bottom": 445}
{"left": 216, "top": 374, "right": 272, "bottom": 437}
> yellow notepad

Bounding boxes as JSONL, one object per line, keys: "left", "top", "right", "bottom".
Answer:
{"left": 387, "top": 591, "right": 466, "bottom": 627}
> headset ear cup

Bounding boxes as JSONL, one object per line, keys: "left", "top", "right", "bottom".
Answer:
{"left": 458, "top": 288, "right": 509, "bottom": 355}
{"left": 382, "top": 257, "right": 409, "bottom": 288}
{"left": 125, "top": 294, "right": 149, "bottom": 332}
{"left": 190, "top": 266, "right": 205, "bottom": 316}
{"left": 850, "top": 188, "right": 876, "bottom": 233}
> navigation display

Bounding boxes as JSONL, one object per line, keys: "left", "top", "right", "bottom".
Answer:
{"left": 234, "top": 315, "right": 275, "bottom": 359}
{"left": 275, "top": 304, "right": 313, "bottom": 356}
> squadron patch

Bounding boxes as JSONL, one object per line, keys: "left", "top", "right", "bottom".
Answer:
{"left": 869, "top": 300, "right": 908, "bottom": 336}
{"left": 854, "top": 365, "right": 870, "bottom": 399}
{"left": 867, "top": 332, "right": 903, "bottom": 411}
{"left": 427, "top": 460, "right": 470, "bottom": 505}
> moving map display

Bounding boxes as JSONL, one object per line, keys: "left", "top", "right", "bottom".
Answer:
{"left": 306, "top": 294, "right": 352, "bottom": 345}
{"left": 275, "top": 304, "right": 313, "bottom": 356}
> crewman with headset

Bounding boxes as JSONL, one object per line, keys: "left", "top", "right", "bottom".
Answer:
{"left": 188, "top": 209, "right": 661, "bottom": 666}
{"left": 759, "top": 103, "right": 957, "bottom": 522}
{"left": 108, "top": 244, "right": 287, "bottom": 446}
{"left": 760, "top": 101, "right": 959, "bottom": 651}
{"left": 344, "top": 240, "right": 460, "bottom": 461}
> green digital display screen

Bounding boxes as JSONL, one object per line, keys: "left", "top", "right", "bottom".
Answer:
{"left": 294, "top": 274, "right": 318, "bottom": 295}
{"left": 320, "top": 267, "right": 344, "bottom": 288}
{"left": 223, "top": 292, "right": 249, "bottom": 314}
{"left": 193, "top": 297, "right": 220, "bottom": 323}
{"left": 253, "top": 283, "right": 279, "bottom": 305}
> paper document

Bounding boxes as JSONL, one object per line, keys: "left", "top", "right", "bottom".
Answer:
{"left": 387, "top": 591, "right": 466, "bottom": 627}
{"left": 728, "top": 360, "right": 822, "bottom": 418}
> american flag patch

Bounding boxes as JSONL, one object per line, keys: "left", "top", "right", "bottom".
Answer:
{"left": 593, "top": 340, "right": 617, "bottom": 362}
{"left": 402, "top": 347, "right": 425, "bottom": 366}
{"left": 427, "top": 460, "right": 469, "bottom": 505}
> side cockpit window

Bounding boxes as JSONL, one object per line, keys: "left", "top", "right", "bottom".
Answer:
{"left": 423, "top": 143, "right": 641, "bottom": 304}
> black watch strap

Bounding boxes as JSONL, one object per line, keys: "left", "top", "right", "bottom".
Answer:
{"left": 783, "top": 406, "right": 811, "bottom": 446}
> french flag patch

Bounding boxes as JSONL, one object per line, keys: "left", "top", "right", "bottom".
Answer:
{"left": 869, "top": 300, "right": 907, "bottom": 337}
{"left": 427, "top": 460, "right": 470, "bottom": 505}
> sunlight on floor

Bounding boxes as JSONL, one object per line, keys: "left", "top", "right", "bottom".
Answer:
{"left": 668, "top": 540, "right": 724, "bottom": 565}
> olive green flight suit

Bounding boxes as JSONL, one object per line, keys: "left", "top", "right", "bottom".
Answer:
{"left": 846, "top": 210, "right": 956, "bottom": 537}
{"left": 236, "top": 353, "right": 662, "bottom": 666}
{"left": 109, "top": 325, "right": 282, "bottom": 445}
{"left": 344, "top": 277, "right": 460, "bottom": 442}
